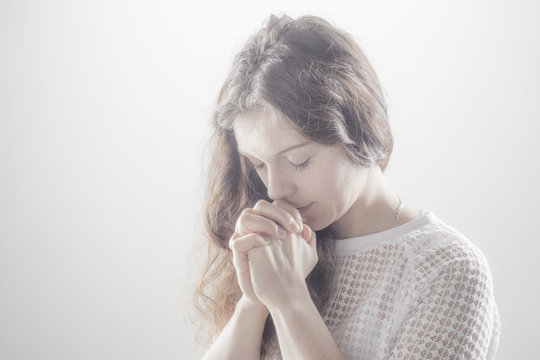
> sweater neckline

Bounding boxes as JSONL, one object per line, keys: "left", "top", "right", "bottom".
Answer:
{"left": 331, "top": 209, "right": 438, "bottom": 254}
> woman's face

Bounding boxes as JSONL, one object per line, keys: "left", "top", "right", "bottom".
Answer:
{"left": 233, "top": 110, "right": 370, "bottom": 231}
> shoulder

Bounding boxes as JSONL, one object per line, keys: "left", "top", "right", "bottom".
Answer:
{"left": 401, "top": 213, "right": 494, "bottom": 287}
{"left": 389, "top": 216, "right": 500, "bottom": 359}
{"left": 398, "top": 213, "right": 499, "bottom": 323}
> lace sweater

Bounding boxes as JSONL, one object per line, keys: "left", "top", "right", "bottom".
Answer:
{"left": 318, "top": 209, "right": 500, "bottom": 359}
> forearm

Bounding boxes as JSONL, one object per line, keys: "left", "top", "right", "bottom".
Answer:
{"left": 202, "top": 297, "right": 269, "bottom": 360}
{"left": 268, "top": 285, "right": 346, "bottom": 360}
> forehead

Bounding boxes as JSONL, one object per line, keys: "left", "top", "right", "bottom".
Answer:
{"left": 233, "top": 110, "right": 308, "bottom": 158}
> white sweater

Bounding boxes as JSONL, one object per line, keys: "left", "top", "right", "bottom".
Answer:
{"left": 319, "top": 209, "right": 500, "bottom": 359}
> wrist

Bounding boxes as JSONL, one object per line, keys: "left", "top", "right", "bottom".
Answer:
{"left": 237, "top": 296, "right": 270, "bottom": 317}
{"left": 266, "top": 279, "right": 311, "bottom": 314}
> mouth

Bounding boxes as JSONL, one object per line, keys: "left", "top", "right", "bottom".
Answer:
{"left": 297, "top": 202, "right": 313, "bottom": 216}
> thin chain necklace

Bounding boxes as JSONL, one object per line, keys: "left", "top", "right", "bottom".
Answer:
{"left": 392, "top": 195, "right": 404, "bottom": 228}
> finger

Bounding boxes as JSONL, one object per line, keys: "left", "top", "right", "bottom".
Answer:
{"left": 228, "top": 232, "right": 240, "bottom": 250}
{"left": 246, "top": 242, "right": 275, "bottom": 265}
{"left": 236, "top": 209, "right": 288, "bottom": 239}
{"left": 272, "top": 199, "right": 303, "bottom": 232}
{"left": 235, "top": 208, "right": 255, "bottom": 233}
{"left": 302, "top": 224, "right": 316, "bottom": 247}
{"left": 230, "top": 233, "right": 269, "bottom": 253}
{"left": 253, "top": 199, "right": 301, "bottom": 234}
{"left": 232, "top": 250, "right": 250, "bottom": 275}
{"left": 231, "top": 233, "right": 268, "bottom": 275}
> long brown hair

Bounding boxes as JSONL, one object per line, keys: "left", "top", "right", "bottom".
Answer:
{"left": 194, "top": 14, "right": 393, "bottom": 358}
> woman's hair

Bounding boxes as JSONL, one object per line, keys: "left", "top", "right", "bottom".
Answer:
{"left": 194, "top": 14, "right": 393, "bottom": 358}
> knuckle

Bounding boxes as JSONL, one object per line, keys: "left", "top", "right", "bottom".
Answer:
{"left": 243, "top": 233, "right": 256, "bottom": 244}
{"left": 228, "top": 232, "right": 241, "bottom": 251}
{"left": 253, "top": 199, "right": 269, "bottom": 210}
{"left": 250, "top": 233, "right": 264, "bottom": 242}
{"left": 271, "top": 199, "right": 282, "bottom": 206}
{"left": 252, "top": 232, "right": 269, "bottom": 244}
{"left": 272, "top": 200, "right": 288, "bottom": 214}
{"left": 236, "top": 209, "right": 253, "bottom": 230}
{"left": 272, "top": 199, "right": 288, "bottom": 210}
{"left": 240, "top": 208, "right": 251, "bottom": 217}
{"left": 271, "top": 198, "right": 287, "bottom": 209}
{"left": 235, "top": 220, "right": 243, "bottom": 232}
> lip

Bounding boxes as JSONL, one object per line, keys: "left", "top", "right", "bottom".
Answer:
{"left": 297, "top": 202, "right": 314, "bottom": 216}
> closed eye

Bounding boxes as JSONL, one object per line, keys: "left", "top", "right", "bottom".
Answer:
{"left": 292, "top": 158, "right": 311, "bottom": 170}
{"left": 253, "top": 157, "right": 311, "bottom": 172}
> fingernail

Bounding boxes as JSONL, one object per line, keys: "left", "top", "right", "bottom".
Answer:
{"left": 303, "top": 225, "right": 312, "bottom": 241}
{"left": 290, "top": 219, "right": 300, "bottom": 232}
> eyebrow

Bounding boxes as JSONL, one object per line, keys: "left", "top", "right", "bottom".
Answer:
{"left": 239, "top": 141, "right": 311, "bottom": 158}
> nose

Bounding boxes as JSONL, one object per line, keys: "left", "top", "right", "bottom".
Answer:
{"left": 266, "top": 167, "right": 294, "bottom": 201}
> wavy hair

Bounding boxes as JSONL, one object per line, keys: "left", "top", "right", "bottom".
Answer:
{"left": 194, "top": 14, "right": 393, "bottom": 358}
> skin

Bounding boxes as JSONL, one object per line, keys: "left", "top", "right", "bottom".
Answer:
{"left": 202, "top": 110, "right": 421, "bottom": 359}
{"left": 233, "top": 110, "right": 421, "bottom": 238}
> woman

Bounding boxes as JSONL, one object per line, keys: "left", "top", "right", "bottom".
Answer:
{"left": 194, "top": 14, "right": 500, "bottom": 359}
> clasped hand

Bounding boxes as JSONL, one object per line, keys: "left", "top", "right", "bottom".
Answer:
{"left": 228, "top": 199, "right": 318, "bottom": 310}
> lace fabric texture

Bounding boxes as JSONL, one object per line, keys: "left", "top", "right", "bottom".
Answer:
{"left": 320, "top": 210, "right": 500, "bottom": 359}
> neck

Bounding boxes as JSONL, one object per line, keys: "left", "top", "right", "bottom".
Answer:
{"left": 329, "top": 165, "right": 401, "bottom": 239}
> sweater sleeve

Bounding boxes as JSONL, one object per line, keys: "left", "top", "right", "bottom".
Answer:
{"left": 387, "top": 248, "right": 500, "bottom": 359}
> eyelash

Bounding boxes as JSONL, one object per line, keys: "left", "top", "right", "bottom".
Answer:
{"left": 254, "top": 158, "right": 311, "bottom": 172}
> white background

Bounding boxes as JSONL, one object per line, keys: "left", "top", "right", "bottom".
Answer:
{"left": 1, "top": 0, "right": 539, "bottom": 359}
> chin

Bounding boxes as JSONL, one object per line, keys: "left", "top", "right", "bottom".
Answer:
{"left": 312, "top": 210, "right": 342, "bottom": 234}
{"left": 303, "top": 215, "right": 330, "bottom": 232}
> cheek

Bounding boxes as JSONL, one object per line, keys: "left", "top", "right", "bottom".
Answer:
{"left": 299, "top": 168, "right": 335, "bottom": 201}
{"left": 320, "top": 161, "right": 357, "bottom": 206}
{"left": 301, "top": 174, "right": 324, "bottom": 191}
{"left": 334, "top": 158, "right": 359, "bottom": 190}
{"left": 303, "top": 165, "right": 342, "bottom": 202}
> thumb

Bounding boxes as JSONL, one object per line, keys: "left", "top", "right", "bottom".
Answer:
{"left": 302, "top": 224, "right": 316, "bottom": 246}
